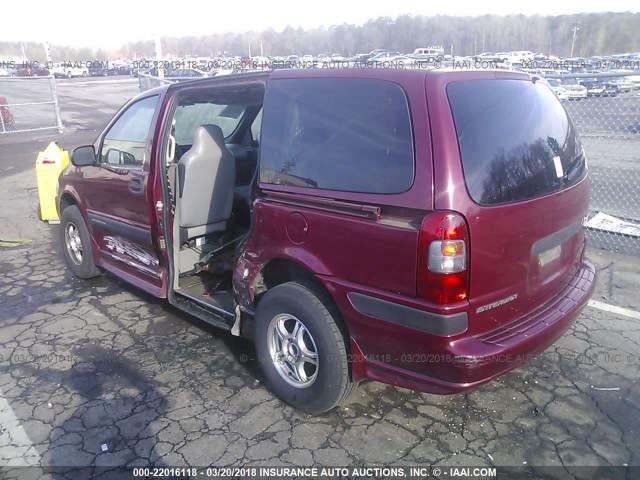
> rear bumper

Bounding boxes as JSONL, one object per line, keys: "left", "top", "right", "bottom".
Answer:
{"left": 329, "top": 260, "right": 596, "bottom": 394}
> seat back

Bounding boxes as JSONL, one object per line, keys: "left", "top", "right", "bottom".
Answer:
{"left": 177, "top": 125, "right": 235, "bottom": 235}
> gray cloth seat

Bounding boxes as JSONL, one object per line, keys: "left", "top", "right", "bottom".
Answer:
{"left": 177, "top": 124, "right": 235, "bottom": 242}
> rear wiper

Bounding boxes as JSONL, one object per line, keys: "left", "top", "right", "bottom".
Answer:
{"left": 562, "top": 151, "right": 585, "bottom": 184}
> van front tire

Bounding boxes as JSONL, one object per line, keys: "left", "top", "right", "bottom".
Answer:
{"left": 254, "top": 282, "right": 355, "bottom": 415}
{"left": 60, "top": 206, "right": 101, "bottom": 279}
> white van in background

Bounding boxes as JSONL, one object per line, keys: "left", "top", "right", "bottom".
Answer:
{"left": 411, "top": 47, "right": 444, "bottom": 61}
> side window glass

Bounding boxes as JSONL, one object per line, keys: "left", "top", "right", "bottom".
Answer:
{"left": 100, "top": 95, "right": 158, "bottom": 168}
{"left": 260, "top": 78, "right": 414, "bottom": 194}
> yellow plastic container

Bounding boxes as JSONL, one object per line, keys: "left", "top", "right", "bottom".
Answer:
{"left": 35, "top": 142, "right": 69, "bottom": 223}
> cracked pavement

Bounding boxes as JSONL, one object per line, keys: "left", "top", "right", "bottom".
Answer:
{"left": 0, "top": 77, "right": 638, "bottom": 478}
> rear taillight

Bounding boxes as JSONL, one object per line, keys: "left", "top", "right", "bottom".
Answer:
{"left": 418, "top": 212, "right": 470, "bottom": 304}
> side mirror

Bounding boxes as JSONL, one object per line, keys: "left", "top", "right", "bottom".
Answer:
{"left": 71, "top": 145, "right": 96, "bottom": 167}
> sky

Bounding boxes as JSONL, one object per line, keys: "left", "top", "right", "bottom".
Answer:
{"left": 1, "top": 0, "right": 638, "bottom": 48}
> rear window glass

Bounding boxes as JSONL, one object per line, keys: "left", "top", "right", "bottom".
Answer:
{"left": 173, "top": 103, "right": 245, "bottom": 144}
{"left": 259, "top": 78, "right": 414, "bottom": 194}
{"left": 447, "top": 79, "right": 585, "bottom": 205}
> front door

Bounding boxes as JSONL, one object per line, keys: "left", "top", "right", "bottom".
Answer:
{"left": 80, "top": 94, "right": 164, "bottom": 294}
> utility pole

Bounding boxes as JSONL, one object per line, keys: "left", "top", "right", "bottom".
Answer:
{"left": 44, "top": 42, "right": 52, "bottom": 63}
{"left": 260, "top": 41, "right": 264, "bottom": 57}
{"left": 154, "top": 34, "right": 163, "bottom": 78}
{"left": 570, "top": 23, "right": 580, "bottom": 58}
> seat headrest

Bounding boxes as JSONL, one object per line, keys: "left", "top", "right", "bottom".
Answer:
{"left": 192, "top": 124, "right": 226, "bottom": 153}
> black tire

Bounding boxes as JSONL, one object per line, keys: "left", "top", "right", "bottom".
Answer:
{"left": 254, "top": 282, "right": 355, "bottom": 414}
{"left": 59, "top": 206, "right": 101, "bottom": 279}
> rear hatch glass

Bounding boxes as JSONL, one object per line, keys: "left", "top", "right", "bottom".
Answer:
{"left": 447, "top": 79, "right": 585, "bottom": 205}
{"left": 444, "top": 78, "right": 588, "bottom": 334}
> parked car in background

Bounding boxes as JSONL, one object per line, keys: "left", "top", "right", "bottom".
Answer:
{"left": 58, "top": 68, "right": 595, "bottom": 414}
{"left": 354, "top": 49, "right": 388, "bottom": 62}
{"left": 251, "top": 57, "right": 271, "bottom": 67}
{"left": 367, "top": 51, "right": 403, "bottom": 65}
{"left": 497, "top": 51, "right": 534, "bottom": 64}
{"left": 473, "top": 52, "right": 501, "bottom": 62}
{"left": 209, "top": 68, "right": 235, "bottom": 77}
{"left": 110, "top": 63, "right": 133, "bottom": 75}
{"left": 579, "top": 77, "right": 619, "bottom": 97}
{"left": 51, "top": 63, "right": 89, "bottom": 78}
{"left": 546, "top": 78, "right": 570, "bottom": 101}
{"left": 0, "top": 67, "right": 16, "bottom": 77}
{"left": 411, "top": 47, "right": 444, "bottom": 62}
{"left": 89, "top": 64, "right": 109, "bottom": 76}
{"left": 16, "top": 64, "right": 50, "bottom": 76}
{"left": 133, "top": 66, "right": 154, "bottom": 77}
{"left": 165, "top": 68, "right": 209, "bottom": 81}
{"left": 610, "top": 76, "right": 634, "bottom": 92}
{"left": 628, "top": 74, "right": 640, "bottom": 89}
{"left": 560, "top": 77, "right": 588, "bottom": 99}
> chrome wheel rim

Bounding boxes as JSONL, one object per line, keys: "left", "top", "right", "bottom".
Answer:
{"left": 64, "top": 222, "right": 83, "bottom": 265}
{"left": 267, "top": 313, "right": 318, "bottom": 388}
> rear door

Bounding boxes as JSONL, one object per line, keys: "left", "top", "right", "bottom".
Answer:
{"left": 432, "top": 75, "right": 589, "bottom": 334}
{"left": 80, "top": 94, "right": 164, "bottom": 293}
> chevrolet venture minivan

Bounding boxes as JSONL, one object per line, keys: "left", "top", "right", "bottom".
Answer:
{"left": 57, "top": 68, "right": 596, "bottom": 413}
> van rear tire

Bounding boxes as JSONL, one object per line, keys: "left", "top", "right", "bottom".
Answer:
{"left": 254, "top": 282, "right": 355, "bottom": 414}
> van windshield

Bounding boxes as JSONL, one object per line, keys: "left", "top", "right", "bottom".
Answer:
{"left": 447, "top": 78, "right": 586, "bottom": 205}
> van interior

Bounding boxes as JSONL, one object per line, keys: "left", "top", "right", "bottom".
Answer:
{"left": 164, "top": 82, "right": 265, "bottom": 320}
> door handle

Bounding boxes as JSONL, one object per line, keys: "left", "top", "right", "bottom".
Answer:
{"left": 129, "top": 178, "right": 143, "bottom": 194}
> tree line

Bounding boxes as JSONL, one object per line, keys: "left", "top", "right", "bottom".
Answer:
{"left": 2, "top": 12, "right": 639, "bottom": 61}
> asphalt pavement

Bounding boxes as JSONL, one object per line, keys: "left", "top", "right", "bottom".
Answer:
{"left": 0, "top": 75, "right": 638, "bottom": 478}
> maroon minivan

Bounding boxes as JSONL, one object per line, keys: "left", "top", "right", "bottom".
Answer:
{"left": 57, "top": 68, "right": 596, "bottom": 413}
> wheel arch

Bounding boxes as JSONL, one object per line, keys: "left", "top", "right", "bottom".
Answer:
{"left": 250, "top": 257, "right": 351, "bottom": 348}
{"left": 59, "top": 191, "right": 79, "bottom": 213}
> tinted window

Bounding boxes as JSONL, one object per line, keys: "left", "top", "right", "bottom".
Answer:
{"left": 100, "top": 95, "right": 158, "bottom": 167}
{"left": 260, "top": 78, "right": 414, "bottom": 193}
{"left": 447, "top": 79, "right": 585, "bottom": 205}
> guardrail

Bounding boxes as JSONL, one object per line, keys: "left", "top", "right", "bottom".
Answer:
{"left": 0, "top": 76, "right": 63, "bottom": 134}
{"left": 137, "top": 73, "right": 175, "bottom": 93}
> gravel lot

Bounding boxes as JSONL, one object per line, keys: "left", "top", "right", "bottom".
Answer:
{"left": 0, "top": 75, "right": 638, "bottom": 478}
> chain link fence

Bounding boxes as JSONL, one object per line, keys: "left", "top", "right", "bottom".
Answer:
{"left": 0, "top": 76, "right": 63, "bottom": 134}
{"left": 548, "top": 71, "right": 640, "bottom": 255}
